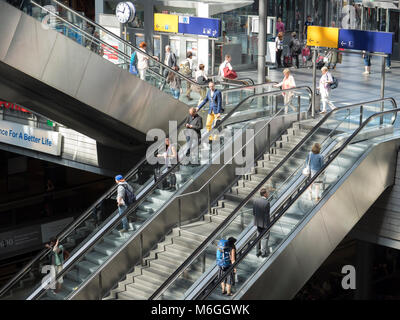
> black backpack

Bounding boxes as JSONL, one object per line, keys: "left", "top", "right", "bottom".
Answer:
{"left": 122, "top": 184, "right": 136, "bottom": 206}
{"left": 329, "top": 76, "right": 339, "bottom": 90}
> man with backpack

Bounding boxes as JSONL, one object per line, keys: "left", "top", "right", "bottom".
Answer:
{"left": 216, "top": 238, "right": 236, "bottom": 296}
{"left": 180, "top": 51, "right": 195, "bottom": 101}
{"left": 289, "top": 32, "right": 301, "bottom": 69}
{"left": 115, "top": 175, "right": 136, "bottom": 233}
{"left": 253, "top": 188, "right": 271, "bottom": 258}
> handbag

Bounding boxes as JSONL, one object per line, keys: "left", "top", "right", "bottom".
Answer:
{"left": 129, "top": 64, "right": 138, "bottom": 75}
{"left": 223, "top": 66, "right": 238, "bottom": 79}
{"left": 302, "top": 152, "right": 312, "bottom": 176}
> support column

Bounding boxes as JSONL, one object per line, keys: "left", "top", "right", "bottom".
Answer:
{"left": 257, "top": 0, "right": 267, "bottom": 85}
{"left": 143, "top": 0, "right": 154, "bottom": 54}
{"left": 197, "top": 3, "right": 210, "bottom": 73}
{"left": 94, "top": 0, "right": 104, "bottom": 24}
{"left": 355, "top": 240, "right": 373, "bottom": 300}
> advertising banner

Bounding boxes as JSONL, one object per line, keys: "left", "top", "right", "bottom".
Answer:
{"left": 0, "top": 120, "right": 62, "bottom": 156}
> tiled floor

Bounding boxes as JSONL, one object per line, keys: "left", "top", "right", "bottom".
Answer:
{"left": 239, "top": 53, "right": 399, "bottom": 107}
{"left": 238, "top": 53, "right": 400, "bottom": 128}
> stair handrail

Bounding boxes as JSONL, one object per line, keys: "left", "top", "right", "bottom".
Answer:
{"left": 0, "top": 75, "right": 279, "bottom": 299}
{"left": 30, "top": 0, "right": 228, "bottom": 89}
{"left": 22, "top": 86, "right": 312, "bottom": 300}
{"left": 149, "top": 97, "right": 397, "bottom": 300}
{"left": 195, "top": 104, "right": 399, "bottom": 300}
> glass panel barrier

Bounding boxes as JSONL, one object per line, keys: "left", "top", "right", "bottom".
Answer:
{"left": 10, "top": 0, "right": 252, "bottom": 107}
{"left": 24, "top": 87, "right": 311, "bottom": 300}
{"left": 0, "top": 85, "right": 310, "bottom": 299}
{"left": 198, "top": 106, "right": 398, "bottom": 300}
{"left": 151, "top": 98, "right": 397, "bottom": 300}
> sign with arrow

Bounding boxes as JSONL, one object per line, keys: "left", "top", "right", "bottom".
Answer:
{"left": 338, "top": 29, "right": 393, "bottom": 54}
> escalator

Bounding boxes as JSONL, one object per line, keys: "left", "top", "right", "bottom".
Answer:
{"left": 147, "top": 98, "right": 399, "bottom": 300}
{"left": 0, "top": 0, "right": 254, "bottom": 149}
{"left": 0, "top": 85, "right": 312, "bottom": 300}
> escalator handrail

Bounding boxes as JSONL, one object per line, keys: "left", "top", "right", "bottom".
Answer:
{"left": 30, "top": 0, "right": 216, "bottom": 89}
{"left": 0, "top": 75, "right": 279, "bottom": 299}
{"left": 25, "top": 86, "right": 313, "bottom": 300}
{"left": 149, "top": 97, "right": 397, "bottom": 300}
{"left": 0, "top": 0, "right": 276, "bottom": 298}
{"left": 196, "top": 104, "right": 399, "bottom": 300}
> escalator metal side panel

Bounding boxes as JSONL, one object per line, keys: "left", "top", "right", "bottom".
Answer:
{"left": 68, "top": 113, "right": 300, "bottom": 300}
{"left": 236, "top": 138, "right": 400, "bottom": 300}
{"left": 0, "top": 2, "right": 189, "bottom": 147}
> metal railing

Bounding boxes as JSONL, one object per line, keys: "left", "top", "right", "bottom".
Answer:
{"left": 24, "top": 86, "right": 311, "bottom": 300}
{"left": 195, "top": 104, "right": 399, "bottom": 300}
{"left": 0, "top": 80, "right": 278, "bottom": 299}
{"left": 149, "top": 97, "right": 397, "bottom": 300}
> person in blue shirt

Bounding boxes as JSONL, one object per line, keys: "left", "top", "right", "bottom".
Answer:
{"left": 196, "top": 81, "right": 223, "bottom": 141}
{"left": 305, "top": 143, "right": 324, "bottom": 201}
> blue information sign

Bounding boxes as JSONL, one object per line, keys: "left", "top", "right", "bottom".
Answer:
{"left": 178, "top": 16, "right": 221, "bottom": 38}
{"left": 338, "top": 29, "right": 393, "bottom": 54}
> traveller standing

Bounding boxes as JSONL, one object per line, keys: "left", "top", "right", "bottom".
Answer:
{"left": 305, "top": 143, "right": 325, "bottom": 201}
{"left": 218, "top": 54, "right": 234, "bottom": 80}
{"left": 273, "top": 68, "right": 297, "bottom": 113}
{"left": 327, "top": 48, "right": 338, "bottom": 70}
{"left": 45, "top": 238, "right": 67, "bottom": 294}
{"left": 303, "top": 15, "right": 314, "bottom": 41}
{"left": 180, "top": 51, "right": 195, "bottom": 101}
{"left": 362, "top": 51, "right": 372, "bottom": 75}
{"left": 275, "top": 32, "right": 284, "bottom": 69}
{"left": 157, "top": 138, "right": 178, "bottom": 191}
{"left": 163, "top": 45, "right": 177, "bottom": 78}
{"left": 216, "top": 238, "right": 236, "bottom": 296}
{"left": 115, "top": 175, "right": 135, "bottom": 233}
{"left": 289, "top": 32, "right": 301, "bottom": 69}
{"left": 253, "top": 188, "right": 271, "bottom": 258}
{"left": 184, "top": 107, "right": 203, "bottom": 162}
{"left": 195, "top": 64, "right": 209, "bottom": 104}
{"left": 137, "top": 42, "right": 150, "bottom": 81}
{"left": 196, "top": 81, "right": 223, "bottom": 141}
{"left": 166, "top": 66, "right": 181, "bottom": 99}
{"left": 276, "top": 17, "right": 285, "bottom": 34}
{"left": 319, "top": 66, "right": 336, "bottom": 114}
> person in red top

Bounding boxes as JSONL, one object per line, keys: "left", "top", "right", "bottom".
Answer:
{"left": 276, "top": 17, "right": 285, "bottom": 34}
{"left": 274, "top": 68, "right": 297, "bottom": 114}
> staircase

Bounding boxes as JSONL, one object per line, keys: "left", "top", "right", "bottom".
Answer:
{"left": 103, "top": 119, "right": 336, "bottom": 300}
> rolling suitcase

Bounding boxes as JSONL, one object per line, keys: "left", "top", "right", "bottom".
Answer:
{"left": 283, "top": 55, "right": 292, "bottom": 67}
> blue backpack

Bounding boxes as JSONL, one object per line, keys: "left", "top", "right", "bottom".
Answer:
{"left": 129, "top": 52, "right": 138, "bottom": 75}
{"left": 216, "top": 239, "right": 231, "bottom": 268}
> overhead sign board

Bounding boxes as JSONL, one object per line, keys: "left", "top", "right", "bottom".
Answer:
{"left": 154, "top": 13, "right": 179, "bottom": 33}
{"left": 307, "top": 26, "right": 339, "bottom": 48}
{"left": 0, "top": 120, "right": 62, "bottom": 156}
{"left": 178, "top": 16, "right": 221, "bottom": 38}
{"left": 307, "top": 26, "right": 393, "bottom": 54}
{"left": 338, "top": 29, "right": 393, "bottom": 54}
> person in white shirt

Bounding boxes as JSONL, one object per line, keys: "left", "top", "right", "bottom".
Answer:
{"left": 218, "top": 54, "right": 233, "bottom": 80}
{"left": 137, "top": 42, "right": 150, "bottom": 81}
{"left": 183, "top": 51, "right": 195, "bottom": 100}
{"left": 275, "top": 32, "right": 284, "bottom": 68}
{"left": 195, "top": 64, "right": 208, "bottom": 104}
{"left": 319, "top": 66, "right": 336, "bottom": 114}
{"left": 273, "top": 68, "right": 297, "bottom": 113}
